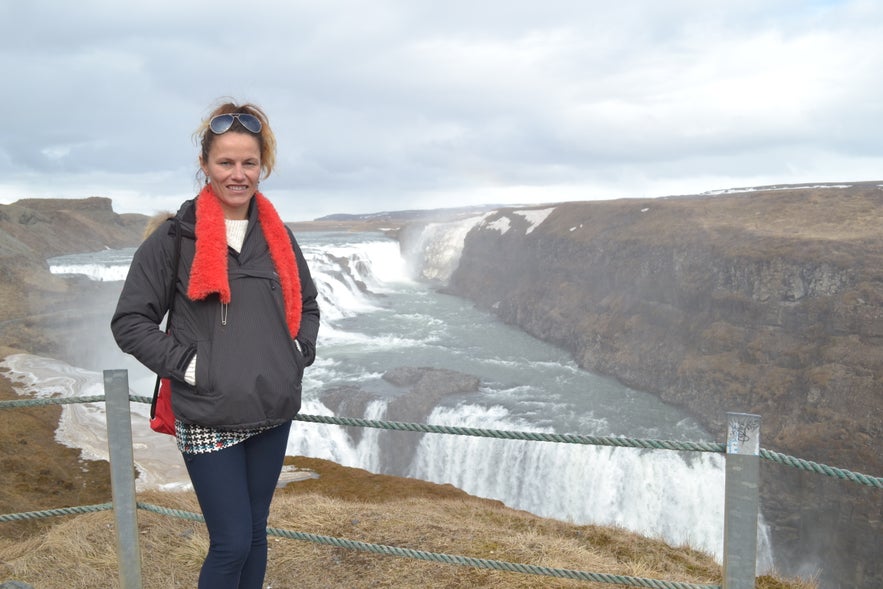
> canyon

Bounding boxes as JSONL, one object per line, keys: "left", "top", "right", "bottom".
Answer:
{"left": 437, "top": 183, "right": 882, "bottom": 586}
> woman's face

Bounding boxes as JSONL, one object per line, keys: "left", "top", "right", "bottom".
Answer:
{"left": 200, "top": 132, "right": 262, "bottom": 220}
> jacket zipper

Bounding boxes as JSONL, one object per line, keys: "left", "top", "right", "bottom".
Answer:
{"left": 221, "top": 303, "right": 228, "bottom": 326}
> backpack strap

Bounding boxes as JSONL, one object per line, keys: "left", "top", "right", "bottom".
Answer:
{"left": 150, "top": 218, "right": 182, "bottom": 419}
{"left": 166, "top": 217, "right": 182, "bottom": 323}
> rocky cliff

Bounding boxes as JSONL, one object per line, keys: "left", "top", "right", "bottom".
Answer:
{"left": 0, "top": 197, "right": 145, "bottom": 260}
{"left": 0, "top": 197, "right": 146, "bottom": 354}
{"left": 442, "top": 183, "right": 882, "bottom": 587}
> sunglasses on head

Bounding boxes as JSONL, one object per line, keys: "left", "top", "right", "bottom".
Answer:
{"left": 209, "top": 113, "right": 262, "bottom": 134}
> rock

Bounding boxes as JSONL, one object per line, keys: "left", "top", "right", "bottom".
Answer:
{"left": 318, "top": 366, "right": 481, "bottom": 474}
{"left": 433, "top": 183, "right": 883, "bottom": 588}
{"left": 0, "top": 197, "right": 146, "bottom": 262}
{"left": 382, "top": 366, "right": 480, "bottom": 420}
{"left": 0, "top": 197, "right": 147, "bottom": 355}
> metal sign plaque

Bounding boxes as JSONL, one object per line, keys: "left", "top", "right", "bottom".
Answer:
{"left": 726, "top": 412, "right": 761, "bottom": 456}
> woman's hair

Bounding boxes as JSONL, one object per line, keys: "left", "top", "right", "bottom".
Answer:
{"left": 194, "top": 100, "right": 277, "bottom": 181}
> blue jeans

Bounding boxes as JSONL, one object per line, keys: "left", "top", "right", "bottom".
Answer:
{"left": 183, "top": 421, "right": 292, "bottom": 589}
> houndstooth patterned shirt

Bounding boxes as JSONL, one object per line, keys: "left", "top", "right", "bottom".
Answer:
{"left": 175, "top": 420, "right": 269, "bottom": 454}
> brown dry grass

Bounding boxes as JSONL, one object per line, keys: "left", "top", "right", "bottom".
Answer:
{"left": 0, "top": 366, "right": 815, "bottom": 589}
{"left": 0, "top": 487, "right": 817, "bottom": 589}
{"left": 544, "top": 184, "right": 883, "bottom": 266}
{"left": 0, "top": 458, "right": 817, "bottom": 589}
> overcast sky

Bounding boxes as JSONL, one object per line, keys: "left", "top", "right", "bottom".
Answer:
{"left": 1, "top": 0, "right": 881, "bottom": 222}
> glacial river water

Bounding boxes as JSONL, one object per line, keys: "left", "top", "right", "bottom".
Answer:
{"left": 4, "top": 221, "right": 774, "bottom": 568}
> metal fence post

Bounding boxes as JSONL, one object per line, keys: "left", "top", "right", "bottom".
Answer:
{"left": 104, "top": 369, "right": 143, "bottom": 589}
{"left": 723, "top": 412, "right": 760, "bottom": 589}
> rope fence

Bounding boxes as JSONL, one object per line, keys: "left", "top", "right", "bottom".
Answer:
{"left": 8, "top": 394, "right": 879, "bottom": 488}
{"left": 2, "top": 383, "right": 881, "bottom": 589}
{"left": 4, "top": 395, "right": 882, "bottom": 488}
{"left": 131, "top": 502, "right": 719, "bottom": 589}
{"left": 289, "top": 413, "right": 883, "bottom": 488}
{"left": 0, "top": 503, "right": 113, "bottom": 523}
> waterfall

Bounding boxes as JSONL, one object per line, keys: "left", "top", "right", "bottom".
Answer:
{"left": 399, "top": 216, "right": 487, "bottom": 283}
{"left": 28, "top": 224, "right": 775, "bottom": 569}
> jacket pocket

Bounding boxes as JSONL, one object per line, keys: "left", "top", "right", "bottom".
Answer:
{"left": 194, "top": 338, "right": 214, "bottom": 395}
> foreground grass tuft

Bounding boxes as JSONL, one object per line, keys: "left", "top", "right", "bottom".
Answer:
{"left": 0, "top": 458, "right": 816, "bottom": 589}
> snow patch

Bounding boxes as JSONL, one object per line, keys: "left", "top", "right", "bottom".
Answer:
{"left": 513, "top": 207, "right": 556, "bottom": 234}
{"left": 704, "top": 184, "right": 852, "bottom": 196}
{"left": 483, "top": 216, "right": 511, "bottom": 234}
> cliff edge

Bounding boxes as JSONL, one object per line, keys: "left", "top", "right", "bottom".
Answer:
{"left": 0, "top": 197, "right": 146, "bottom": 354}
{"left": 442, "top": 182, "right": 882, "bottom": 587}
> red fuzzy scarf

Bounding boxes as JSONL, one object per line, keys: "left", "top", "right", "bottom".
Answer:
{"left": 187, "top": 185, "right": 302, "bottom": 338}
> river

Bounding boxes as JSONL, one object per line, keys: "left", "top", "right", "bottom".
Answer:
{"left": 2, "top": 221, "right": 774, "bottom": 568}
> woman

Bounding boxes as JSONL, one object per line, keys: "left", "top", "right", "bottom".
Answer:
{"left": 111, "top": 101, "right": 320, "bottom": 588}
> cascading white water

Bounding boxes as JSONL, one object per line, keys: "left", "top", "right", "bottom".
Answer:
{"left": 48, "top": 247, "right": 137, "bottom": 282}
{"left": 413, "top": 404, "right": 729, "bottom": 559}
{"left": 35, "top": 224, "right": 774, "bottom": 569}
{"left": 400, "top": 216, "right": 487, "bottom": 282}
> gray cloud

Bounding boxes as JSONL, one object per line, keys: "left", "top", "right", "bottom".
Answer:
{"left": 1, "top": 0, "right": 882, "bottom": 221}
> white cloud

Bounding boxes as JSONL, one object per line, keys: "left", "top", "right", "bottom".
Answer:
{"left": 1, "top": 0, "right": 882, "bottom": 221}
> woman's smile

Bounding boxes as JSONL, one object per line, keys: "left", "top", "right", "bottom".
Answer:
{"left": 201, "top": 132, "right": 262, "bottom": 219}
